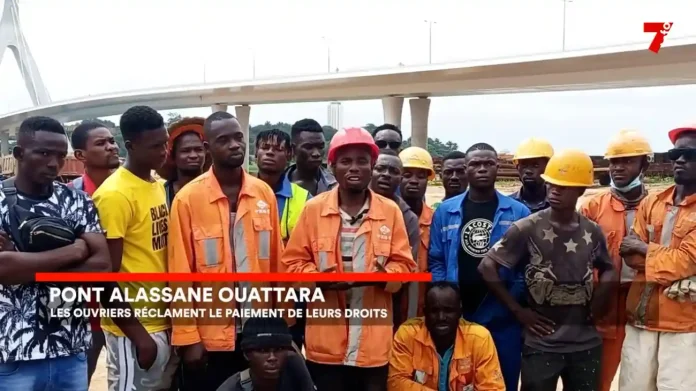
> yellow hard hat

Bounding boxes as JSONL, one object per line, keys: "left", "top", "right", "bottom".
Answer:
{"left": 604, "top": 129, "right": 653, "bottom": 159}
{"left": 541, "top": 149, "right": 595, "bottom": 187}
{"left": 399, "top": 146, "right": 436, "bottom": 180}
{"left": 513, "top": 138, "right": 554, "bottom": 164}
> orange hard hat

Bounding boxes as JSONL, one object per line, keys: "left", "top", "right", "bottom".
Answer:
{"left": 668, "top": 123, "right": 696, "bottom": 145}
{"left": 328, "top": 127, "right": 379, "bottom": 164}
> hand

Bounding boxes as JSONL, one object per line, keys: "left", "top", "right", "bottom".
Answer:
{"left": 514, "top": 308, "right": 555, "bottom": 337}
{"left": 134, "top": 336, "right": 158, "bottom": 371}
{"left": 0, "top": 231, "right": 14, "bottom": 252}
{"left": 72, "top": 238, "right": 89, "bottom": 260}
{"left": 619, "top": 236, "right": 648, "bottom": 257}
{"left": 181, "top": 342, "right": 207, "bottom": 369}
{"left": 623, "top": 254, "right": 646, "bottom": 271}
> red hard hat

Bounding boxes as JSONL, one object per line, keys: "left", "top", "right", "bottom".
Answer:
{"left": 668, "top": 123, "right": 696, "bottom": 145}
{"left": 328, "top": 127, "right": 379, "bottom": 164}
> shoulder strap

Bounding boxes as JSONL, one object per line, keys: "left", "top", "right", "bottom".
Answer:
{"left": 239, "top": 369, "right": 253, "bottom": 391}
{"left": 2, "top": 177, "right": 18, "bottom": 207}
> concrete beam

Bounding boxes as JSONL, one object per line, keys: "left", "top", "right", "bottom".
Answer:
{"left": 211, "top": 103, "right": 228, "bottom": 113}
{"left": 409, "top": 97, "right": 430, "bottom": 149}
{"left": 381, "top": 97, "right": 404, "bottom": 129}
{"left": 235, "top": 105, "right": 251, "bottom": 170}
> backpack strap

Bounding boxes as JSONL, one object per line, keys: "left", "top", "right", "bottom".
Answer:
{"left": 239, "top": 369, "right": 253, "bottom": 391}
{"left": 2, "top": 177, "right": 18, "bottom": 207}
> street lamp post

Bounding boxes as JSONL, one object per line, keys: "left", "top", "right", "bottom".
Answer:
{"left": 250, "top": 48, "right": 256, "bottom": 79}
{"left": 424, "top": 20, "right": 437, "bottom": 64}
{"left": 321, "top": 36, "right": 331, "bottom": 73}
{"left": 562, "top": 0, "right": 573, "bottom": 51}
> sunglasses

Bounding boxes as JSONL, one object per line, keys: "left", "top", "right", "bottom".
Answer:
{"left": 667, "top": 148, "right": 696, "bottom": 162}
{"left": 375, "top": 140, "right": 401, "bottom": 150}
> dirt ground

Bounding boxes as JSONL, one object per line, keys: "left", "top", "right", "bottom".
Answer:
{"left": 89, "top": 182, "right": 671, "bottom": 391}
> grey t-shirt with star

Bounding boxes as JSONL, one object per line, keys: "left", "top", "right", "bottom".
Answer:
{"left": 486, "top": 209, "right": 614, "bottom": 353}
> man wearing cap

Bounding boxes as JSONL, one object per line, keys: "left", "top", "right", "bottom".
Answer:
{"left": 217, "top": 317, "right": 316, "bottom": 391}
{"left": 579, "top": 129, "right": 652, "bottom": 391}
{"left": 398, "top": 146, "right": 437, "bottom": 320}
{"left": 479, "top": 149, "right": 617, "bottom": 390}
{"left": 510, "top": 138, "right": 554, "bottom": 213}
{"left": 282, "top": 127, "right": 416, "bottom": 390}
{"left": 157, "top": 117, "right": 208, "bottom": 208}
{"left": 618, "top": 125, "right": 696, "bottom": 390}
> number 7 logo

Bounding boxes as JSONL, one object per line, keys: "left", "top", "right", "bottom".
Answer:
{"left": 644, "top": 22, "right": 673, "bottom": 53}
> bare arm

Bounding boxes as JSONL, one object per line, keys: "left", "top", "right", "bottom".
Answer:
{"left": 100, "top": 238, "right": 150, "bottom": 342}
{"left": 0, "top": 241, "right": 87, "bottom": 285}
{"left": 59, "top": 233, "right": 111, "bottom": 273}
{"left": 592, "top": 231, "right": 618, "bottom": 319}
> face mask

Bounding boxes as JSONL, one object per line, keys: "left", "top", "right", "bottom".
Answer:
{"left": 610, "top": 174, "right": 643, "bottom": 193}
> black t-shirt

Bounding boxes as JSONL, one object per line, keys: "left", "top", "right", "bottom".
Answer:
{"left": 458, "top": 195, "right": 498, "bottom": 316}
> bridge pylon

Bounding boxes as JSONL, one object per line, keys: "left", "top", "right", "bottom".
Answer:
{"left": 0, "top": 0, "right": 51, "bottom": 106}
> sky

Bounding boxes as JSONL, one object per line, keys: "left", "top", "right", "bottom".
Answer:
{"left": 1, "top": 0, "right": 696, "bottom": 154}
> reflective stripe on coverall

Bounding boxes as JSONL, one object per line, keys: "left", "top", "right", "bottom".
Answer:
{"left": 281, "top": 188, "right": 417, "bottom": 367}
{"left": 620, "top": 185, "right": 696, "bottom": 390}
{"left": 168, "top": 168, "right": 287, "bottom": 351}
{"left": 580, "top": 190, "right": 643, "bottom": 391}
{"left": 388, "top": 318, "right": 505, "bottom": 391}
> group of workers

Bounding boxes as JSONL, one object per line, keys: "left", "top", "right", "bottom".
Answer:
{"left": 0, "top": 104, "right": 693, "bottom": 391}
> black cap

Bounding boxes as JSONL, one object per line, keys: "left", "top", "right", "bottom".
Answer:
{"left": 240, "top": 317, "right": 293, "bottom": 351}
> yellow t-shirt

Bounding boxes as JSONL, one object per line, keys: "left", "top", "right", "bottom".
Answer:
{"left": 93, "top": 167, "right": 170, "bottom": 336}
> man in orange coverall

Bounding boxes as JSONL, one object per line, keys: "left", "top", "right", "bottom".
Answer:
{"left": 619, "top": 124, "right": 696, "bottom": 390}
{"left": 579, "top": 129, "right": 653, "bottom": 391}
{"left": 388, "top": 281, "right": 505, "bottom": 390}
{"left": 282, "top": 127, "right": 416, "bottom": 391}
{"left": 167, "top": 111, "right": 285, "bottom": 391}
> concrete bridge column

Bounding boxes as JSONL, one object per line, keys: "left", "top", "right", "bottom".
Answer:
{"left": 381, "top": 97, "right": 404, "bottom": 129}
{"left": 235, "top": 105, "right": 251, "bottom": 170}
{"left": 0, "top": 130, "right": 9, "bottom": 156}
{"left": 211, "top": 103, "right": 228, "bottom": 113}
{"left": 409, "top": 97, "right": 430, "bottom": 149}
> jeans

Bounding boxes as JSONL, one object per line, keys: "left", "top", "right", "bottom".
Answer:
{"left": 0, "top": 352, "right": 88, "bottom": 391}
{"left": 520, "top": 344, "right": 602, "bottom": 391}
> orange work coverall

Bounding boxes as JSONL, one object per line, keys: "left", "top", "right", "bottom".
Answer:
{"left": 282, "top": 188, "right": 417, "bottom": 367}
{"left": 621, "top": 186, "right": 696, "bottom": 389}
{"left": 168, "top": 169, "right": 285, "bottom": 351}
{"left": 580, "top": 191, "right": 643, "bottom": 391}
{"left": 388, "top": 318, "right": 505, "bottom": 391}
{"left": 399, "top": 203, "right": 434, "bottom": 321}
{"left": 626, "top": 186, "right": 696, "bottom": 331}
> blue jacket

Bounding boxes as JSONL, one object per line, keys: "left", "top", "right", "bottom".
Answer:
{"left": 428, "top": 190, "right": 530, "bottom": 329}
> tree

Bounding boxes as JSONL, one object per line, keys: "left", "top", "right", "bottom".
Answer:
{"left": 166, "top": 113, "right": 183, "bottom": 127}
{"left": 363, "top": 123, "right": 377, "bottom": 133}
{"left": 401, "top": 137, "right": 459, "bottom": 158}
